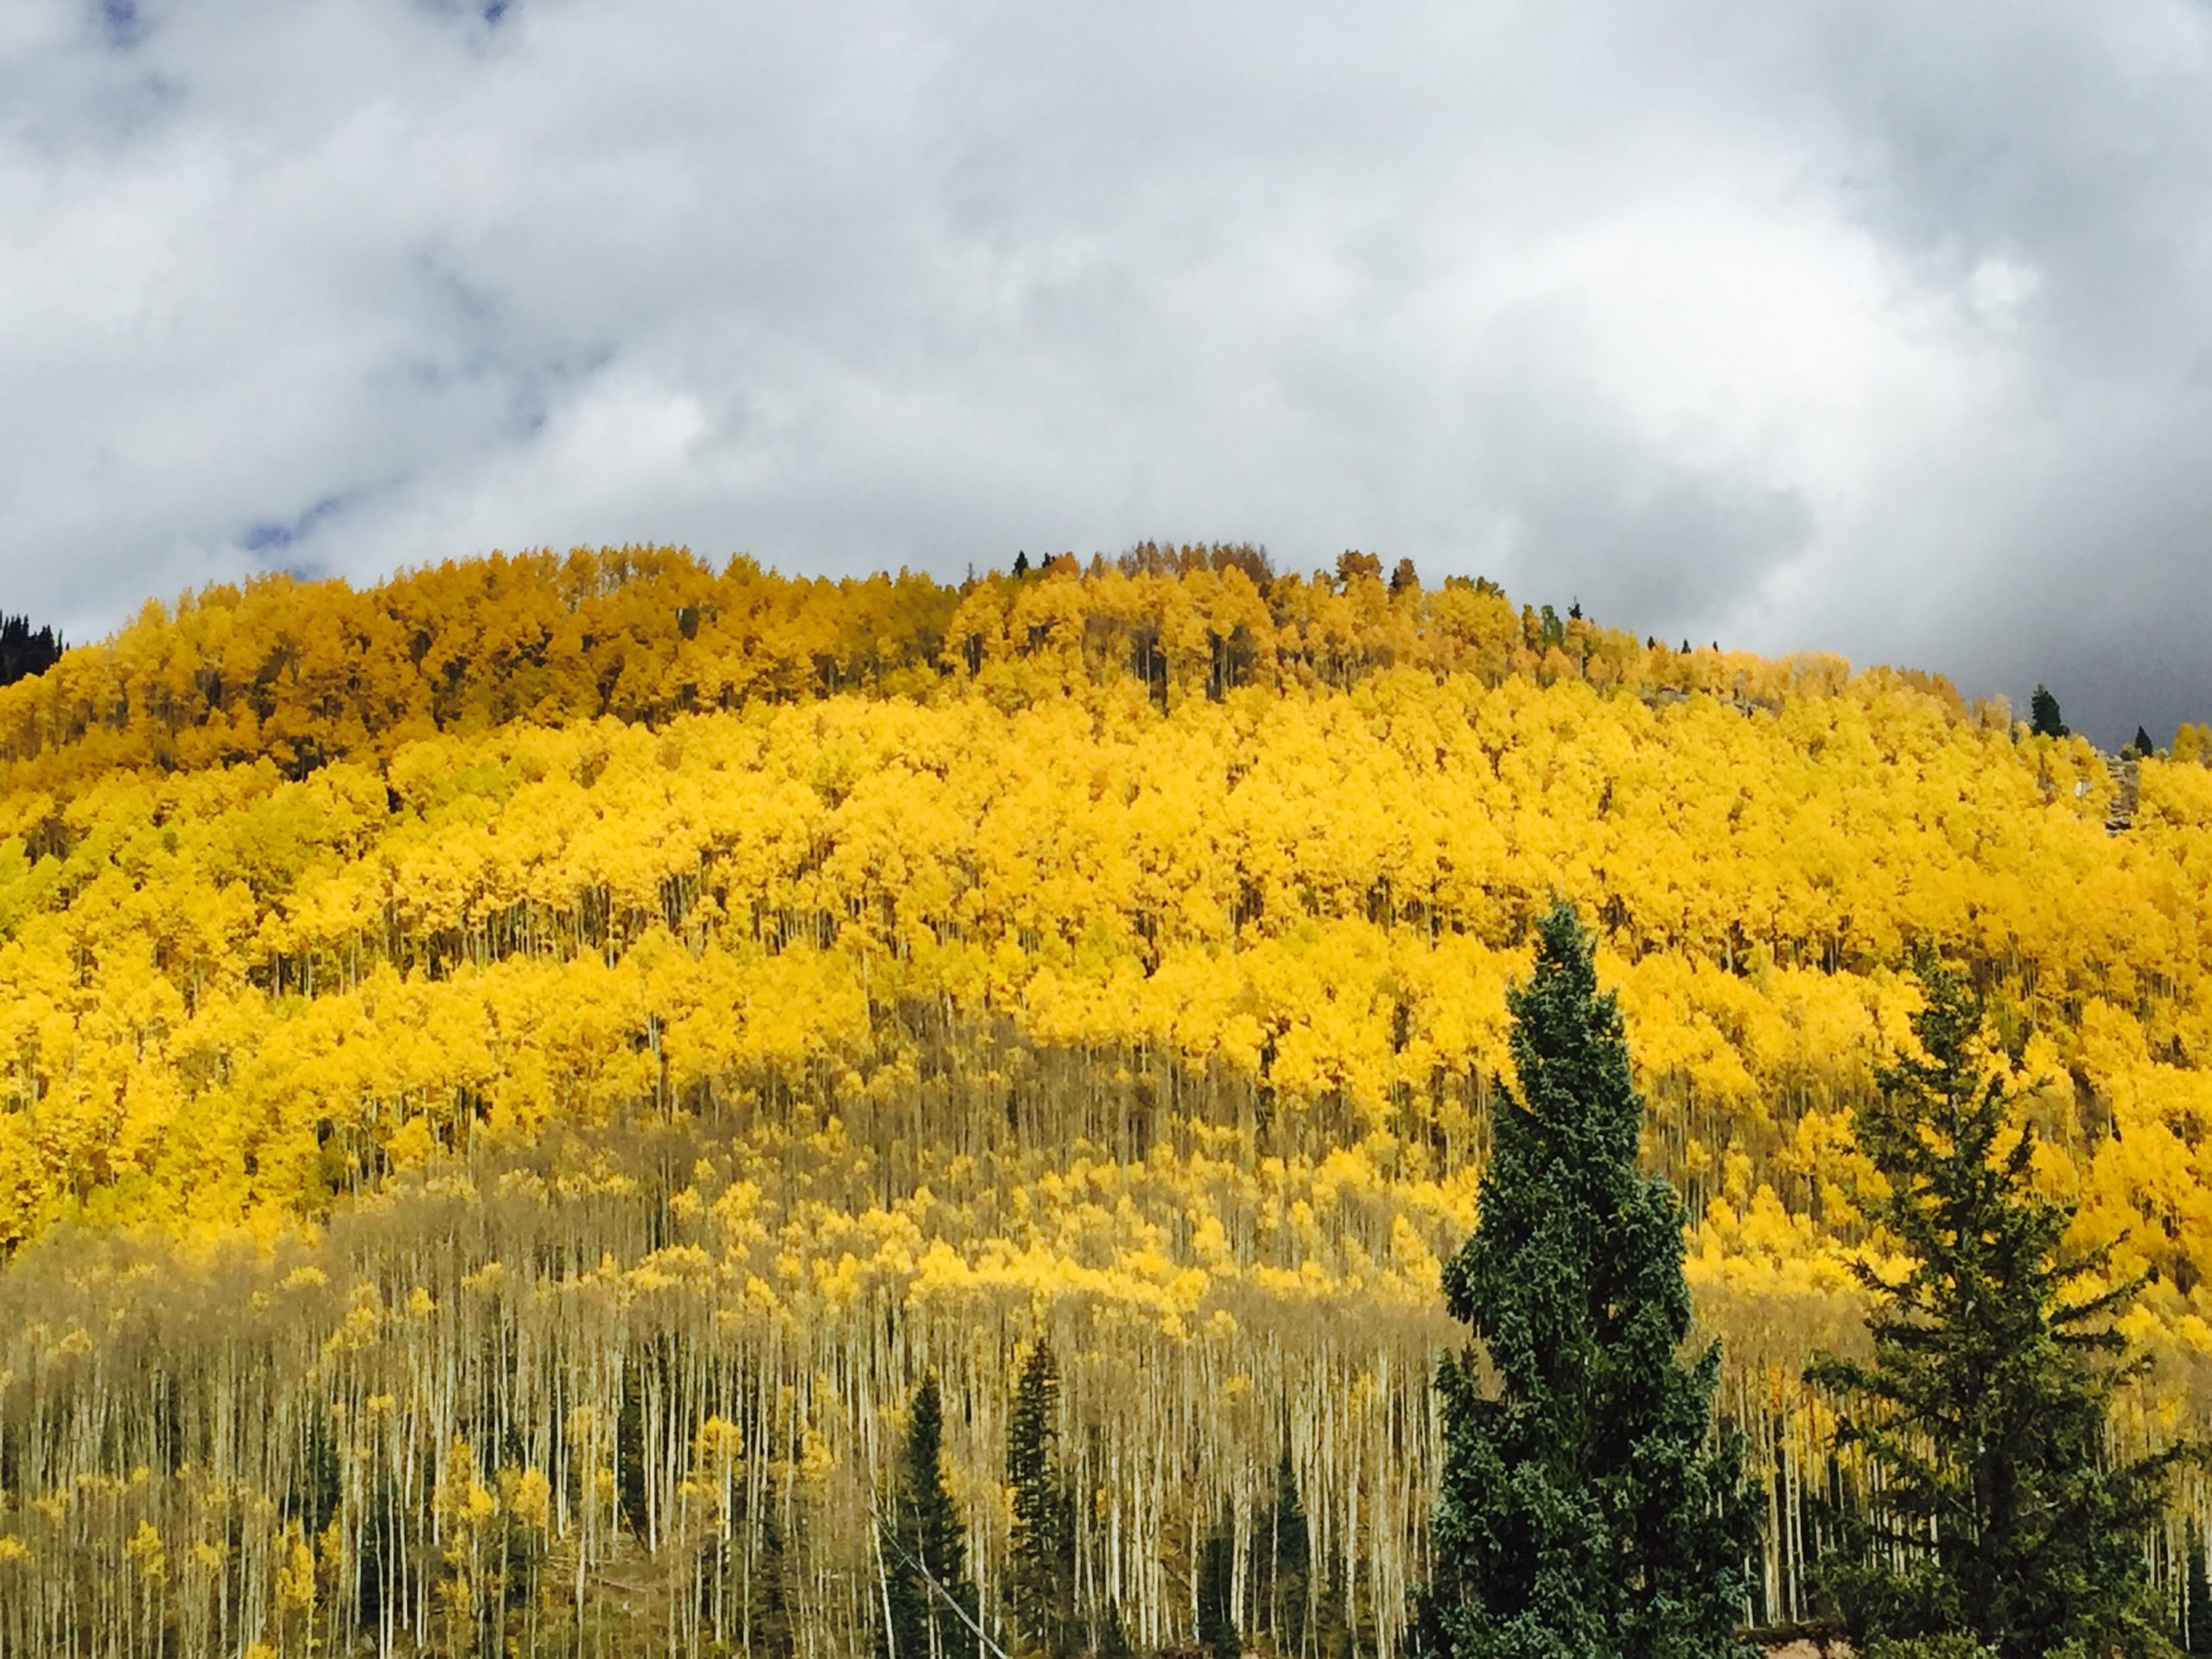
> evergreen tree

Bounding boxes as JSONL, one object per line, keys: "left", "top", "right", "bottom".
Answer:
{"left": 2134, "top": 725, "right": 2158, "bottom": 759}
{"left": 738, "top": 1467, "right": 796, "bottom": 1659}
{"left": 1807, "top": 962, "right": 2195, "bottom": 1658}
{"left": 1094, "top": 1600, "right": 1133, "bottom": 1657}
{"left": 617, "top": 1360, "right": 648, "bottom": 1536}
{"left": 1315, "top": 1549, "right": 1358, "bottom": 1659}
{"left": 880, "top": 1374, "right": 979, "bottom": 1659}
{"left": 1197, "top": 1500, "right": 1240, "bottom": 1659}
{"left": 0, "top": 613, "right": 61, "bottom": 687}
{"left": 2185, "top": 1521, "right": 2212, "bottom": 1656}
{"left": 2030, "top": 684, "right": 2069, "bottom": 739}
{"left": 1255, "top": 1447, "right": 1312, "bottom": 1656}
{"left": 1007, "top": 1340, "right": 1076, "bottom": 1656}
{"left": 1424, "top": 901, "right": 1758, "bottom": 1659}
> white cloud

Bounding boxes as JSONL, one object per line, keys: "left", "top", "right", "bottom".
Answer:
{"left": 2, "top": 0, "right": 2209, "bottom": 741}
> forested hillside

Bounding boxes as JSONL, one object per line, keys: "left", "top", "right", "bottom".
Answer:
{"left": 2, "top": 546, "right": 2209, "bottom": 1657}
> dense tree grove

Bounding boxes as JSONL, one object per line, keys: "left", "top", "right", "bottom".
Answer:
{"left": 0, "top": 615, "right": 62, "bottom": 689}
{"left": 0, "top": 548, "right": 2207, "bottom": 1654}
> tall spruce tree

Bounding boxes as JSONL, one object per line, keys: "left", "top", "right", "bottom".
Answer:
{"left": 1007, "top": 1340, "right": 1076, "bottom": 1657}
{"left": 1806, "top": 962, "right": 2195, "bottom": 1658}
{"left": 1424, "top": 902, "right": 1757, "bottom": 1659}
{"left": 880, "top": 1374, "right": 980, "bottom": 1659}
{"left": 2029, "top": 684, "right": 2069, "bottom": 739}
{"left": 2185, "top": 1522, "right": 2212, "bottom": 1656}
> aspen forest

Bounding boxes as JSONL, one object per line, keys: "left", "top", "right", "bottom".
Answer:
{"left": 3, "top": 544, "right": 2211, "bottom": 1657}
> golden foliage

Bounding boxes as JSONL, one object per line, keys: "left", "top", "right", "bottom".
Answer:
{"left": 1, "top": 548, "right": 2209, "bottom": 1654}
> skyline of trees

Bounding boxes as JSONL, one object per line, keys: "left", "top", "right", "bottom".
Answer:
{"left": 0, "top": 615, "right": 62, "bottom": 690}
{"left": 0, "top": 544, "right": 2183, "bottom": 796}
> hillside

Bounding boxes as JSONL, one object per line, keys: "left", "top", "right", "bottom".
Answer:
{"left": 2, "top": 546, "right": 2209, "bottom": 1657}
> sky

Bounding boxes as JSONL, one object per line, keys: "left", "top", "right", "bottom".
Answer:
{"left": 2, "top": 0, "right": 2208, "bottom": 746}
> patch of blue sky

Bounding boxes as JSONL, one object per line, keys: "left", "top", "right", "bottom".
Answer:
{"left": 242, "top": 495, "right": 346, "bottom": 556}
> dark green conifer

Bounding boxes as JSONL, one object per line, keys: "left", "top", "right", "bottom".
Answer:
{"left": 1007, "top": 1340, "right": 1076, "bottom": 1656}
{"left": 743, "top": 1471, "right": 796, "bottom": 1659}
{"left": 2185, "top": 1522, "right": 2212, "bottom": 1656}
{"left": 880, "top": 1374, "right": 979, "bottom": 1659}
{"left": 0, "top": 614, "right": 61, "bottom": 687}
{"left": 1315, "top": 1549, "right": 1363, "bottom": 1659}
{"left": 617, "top": 1362, "right": 647, "bottom": 1535}
{"left": 1807, "top": 962, "right": 2196, "bottom": 1657}
{"left": 1424, "top": 901, "right": 1758, "bottom": 1659}
{"left": 1094, "top": 1600, "right": 1133, "bottom": 1656}
{"left": 1196, "top": 1501, "right": 1239, "bottom": 1659}
{"left": 2030, "top": 684, "right": 2069, "bottom": 739}
{"left": 1255, "top": 1447, "right": 1311, "bottom": 1655}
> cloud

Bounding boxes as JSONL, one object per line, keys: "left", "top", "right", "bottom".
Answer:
{"left": 0, "top": 0, "right": 2207, "bottom": 741}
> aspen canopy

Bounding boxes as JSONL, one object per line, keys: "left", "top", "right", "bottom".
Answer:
{"left": 0, "top": 545, "right": 2209, "bottom": 1656}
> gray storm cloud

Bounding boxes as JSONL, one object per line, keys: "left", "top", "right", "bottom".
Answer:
{"left": 1, "top": 0, "right": 2206, "bottom": 743}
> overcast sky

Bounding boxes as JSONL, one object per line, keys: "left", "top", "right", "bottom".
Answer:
{"left": 3, "top": 1, "right": 2208, "bottom": 743}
